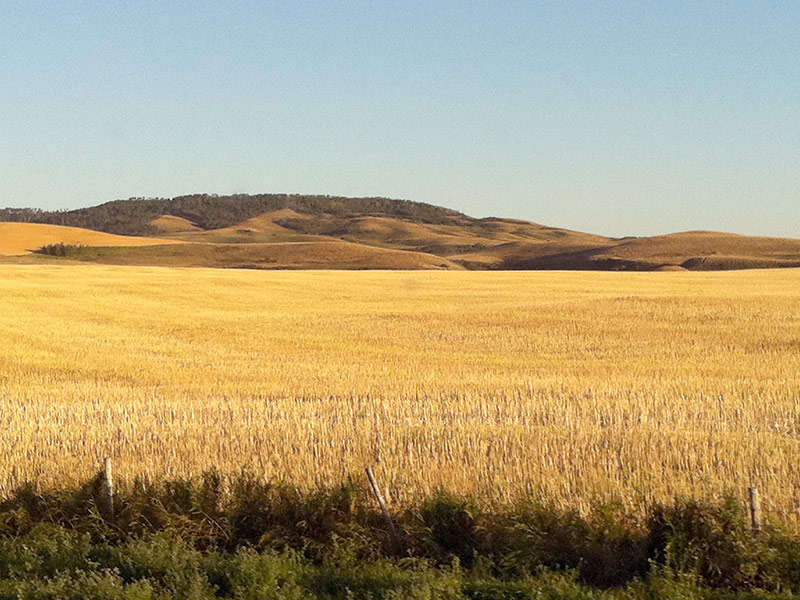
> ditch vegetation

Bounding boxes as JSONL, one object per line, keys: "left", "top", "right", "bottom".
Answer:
{"left": 0, "top": 471, "right": 797, "bottom": 599}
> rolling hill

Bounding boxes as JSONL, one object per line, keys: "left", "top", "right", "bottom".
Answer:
{"left": 2, "top": 194, "right": 799, "bottom": 270}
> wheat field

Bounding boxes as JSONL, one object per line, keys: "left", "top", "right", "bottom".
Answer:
{"left": 0, "top": 265, "right": 798, "bottom": 526}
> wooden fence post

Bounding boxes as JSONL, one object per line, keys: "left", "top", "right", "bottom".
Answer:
{"left": 365, "top": 466, "right": 396, "bottom": 535}
{"left": 748, "top": 487, "right": 761, "bottom": 533}
{"left": 101, "top": 457, "right": 115, "bottom": 523}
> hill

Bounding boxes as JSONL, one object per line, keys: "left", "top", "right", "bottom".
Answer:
{"left": 0, "top": 194, "right": 463, "bottom": 236}
{"left": 2, "top": 194, "right": 799, "bottom": 270}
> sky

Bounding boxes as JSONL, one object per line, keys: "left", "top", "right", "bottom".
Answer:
{"left": 1, "top": 1, "right": 798, "bottom": 238}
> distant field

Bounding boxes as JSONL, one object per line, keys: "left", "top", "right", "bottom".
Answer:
{"left": 0, "top": 222, "right": 175, "bottom": 255}
{"left": 0, "top": 266, "right": 798, "bottom": 528}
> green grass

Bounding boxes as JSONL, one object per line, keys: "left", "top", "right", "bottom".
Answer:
{"left": 0, "top": 471, "right": 797, "bottom": 598}
{"left": 1, "top": 523, "right": 799, "bottom": 599}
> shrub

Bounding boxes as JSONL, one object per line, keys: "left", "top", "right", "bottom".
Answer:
{"left": 35, "top": 243, "right": 84, "bottom": 256}
{"left": 646, "top": 497, "right": 766, "bottom": 589}
{"left": 414, "top": 492, "right": 484, "bottom": 569}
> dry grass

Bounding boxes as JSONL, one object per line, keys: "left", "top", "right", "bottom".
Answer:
{"left": 150, "top": 215, "right": 201, "bottom": 233}
{"left": 0, "top": 265, "right": 798, "bottom": 528}
{"left": 0, "top": 223, "right": 175, "bottom": 255}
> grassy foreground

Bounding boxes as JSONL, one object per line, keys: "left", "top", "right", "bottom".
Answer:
{"left": 0, "top": 266, "right": 799, "bottom": 527}
{"left": 0, "top": 472, "right": 798, "bottom": 599}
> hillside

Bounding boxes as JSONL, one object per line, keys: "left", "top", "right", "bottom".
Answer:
{"left": 0, "top": 222, "right": 175, "bottom": 256}
{"left": 500, "top": 231, "right": 800, "bottom": 271}
{"left": 48, "top": 241, "right": 462, "bottom": 270}
{"left": 2, "top": 194, "right": 799, "bottom": 270}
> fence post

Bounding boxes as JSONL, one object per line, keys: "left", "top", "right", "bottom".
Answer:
{"left": 365, "top": 466, "right": 396, "bottom": 535}
{"left": 101, "top": 457, "right": 115, "bottom": 523}
{"left": 748, "top": 487, "right": 761, "bottom": 533}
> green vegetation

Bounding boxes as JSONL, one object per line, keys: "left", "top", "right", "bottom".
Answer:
{"left": 0, "top": 473, "right": 797, "bottom": 598}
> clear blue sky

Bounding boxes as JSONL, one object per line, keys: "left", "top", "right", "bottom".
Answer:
{"left": 1, "top": 1, "right": 798, "bottom": 237}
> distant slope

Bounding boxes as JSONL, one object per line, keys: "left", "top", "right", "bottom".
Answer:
{"left": 150, "top": 215, "right": 200, "bottom": 233}
{"left": 0, "top": 223, "right": 175, "bottom": 256}
{"left": 2, "top": 194, "right": 799, "bottom": 271}
{"left": 38, "top": 241, "right": 463, "bottom": 270}
{"left": 502, "top": 231, "right": 800, "bottom": 271}
{"left": 147, "top": 203, "right": 613, "bottom": 266}
{"left": 595, "top": 231, "right": 800, "bottom": 270}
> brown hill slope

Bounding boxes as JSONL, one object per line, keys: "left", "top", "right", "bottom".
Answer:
{"left": 600, "top": 231, "right": 800, "bottom": 268}
{"left": 152, "top": 209, "right": 612, "bottom": 267}
{"left": 501, "top": 231, "right": 800, "bottom": 271}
